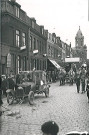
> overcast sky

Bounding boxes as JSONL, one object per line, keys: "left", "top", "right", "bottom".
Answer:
{"left": 16, "top": 0, "right": 89, "bottom": 58}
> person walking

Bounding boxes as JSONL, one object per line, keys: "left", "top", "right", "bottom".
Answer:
{"left": 41, "top": 120, "right": 59, "bottom": 135}
{"left": 80, "top": 68, "right": 86, "bottom": 93}
{"left": 1, "top": 75, "right": 7, "bottom": 96}
{"left": 75, "top": 71, "right": 81, "bottom": 93}
{"left": 69, "top": 68, "right": 74, "bottom": 85}
{"left": 59, "top": 69, "right": 64, "bottom": 86}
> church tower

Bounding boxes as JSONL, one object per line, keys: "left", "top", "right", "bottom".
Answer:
{"left": 75, "top": 26, "right": 84, "bottom": 48}
{"left": 74, "top": 26, "right": 87, "bottom": 64}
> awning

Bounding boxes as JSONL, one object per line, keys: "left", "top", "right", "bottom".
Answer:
{"left": 48, "top": 59, "right": 61, "bottom": 69}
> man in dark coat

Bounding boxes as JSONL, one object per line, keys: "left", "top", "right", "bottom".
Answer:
{"left": 75, "top": 71, "right": 81, "bottom": 93}
{"left": 7, "top": 76, "right": 15, "bottom": 90}
{"left": 1, "top": 77, "right": 7, "bottom": 96}
{"left": 80, "top": 68, "right": 86, "bottom": 93}
{"left": 86, "top": 78, "right": 89, "bottom": 103}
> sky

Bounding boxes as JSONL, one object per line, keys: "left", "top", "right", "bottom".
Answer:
{"left": 16, "top": 0, "right": 89, "bottom": 58}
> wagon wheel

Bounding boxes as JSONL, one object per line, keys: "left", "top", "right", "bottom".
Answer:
{"left": 7, "top": 92, "right": 14, "bottom": 105}
{"left": 28, "top": 91, "right": 34, "bottom": 105}
{"left": 45, "top": 88, "right": 49, "bottom": 97}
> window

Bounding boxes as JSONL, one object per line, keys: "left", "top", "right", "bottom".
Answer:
{"left": 40, "top": 41, "right": 41, "bottom": 53}
{"left": 56, "top": 38, "right": 58, "bottom": 43}
{"left": 16, "top": 30, "right": 20, "bottom": 47}
{"left": 44, "top": 44, "right": 46, "bottom": 54}
{"left": 34, "top": 38, "right": 36, "bottom": 50}
{"left": 54, "top": 37, "right": 56, "bottom": 43}
{"left": 37, "top": 40, "right": 39, "bottom": 49}
{"left": 42, "top": 28, "right": 44, "bottom": 35}
{"left": 16, "top": 6, "right": 20, "bottom": 18}
{"left": 48, "top": 45, "right": 51, "bottom": 56}
{"left": 51, "top": 46, "right": 53, "bottom": 57}
{"left": 22, "top": 32, "right": 26, "bottom": 46}
{"left": 30, "top": 36, "right": 32, "bottom": 50}
{"left": 17, "top": 56, "right": 20, "bottom": 74}
{"left": 23, "top": 56, "right": 26, "bottom": 71}
{"left": 32, "top": 21, "right": 35, "bottom": 28}
{"left": 48, "top": 33, "right": 49, "bottom": 39}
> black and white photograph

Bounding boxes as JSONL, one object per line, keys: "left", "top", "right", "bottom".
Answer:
{"left": 0, "top": 0, "right": 89, "bottom": 135}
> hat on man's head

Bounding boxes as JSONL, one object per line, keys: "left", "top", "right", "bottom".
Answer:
{"left": 41, "top": 121, "right": 59, "bottom": 135}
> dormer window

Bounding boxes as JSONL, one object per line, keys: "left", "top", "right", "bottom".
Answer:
{"left": 16, "top": 6, "right": 20, "bottom": 18}
{"left": 32, "top": 21, "right": 35, "bottom": 28}
{"left": 42, "top": 28, "right": 44, "bottom": 35}
{"left": 56, "top": 38, "right": 57, "bottom": 43}
{"left": 48, "top": 33, "right": 50, "bottom": 39}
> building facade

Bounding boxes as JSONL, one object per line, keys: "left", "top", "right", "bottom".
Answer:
{"left": 1, "top": 0, "right": 76, "bottom": 75}
{"left": 1, "top": 0, "right": 48, "bottom": 75}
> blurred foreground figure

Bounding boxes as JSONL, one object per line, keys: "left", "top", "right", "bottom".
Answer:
{"left": 41, "top": 121, "right": 59, "bottom": 135}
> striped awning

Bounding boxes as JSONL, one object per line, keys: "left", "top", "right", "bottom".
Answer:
{"left": 48, "top": 59, "right": 61, "bottom": 69}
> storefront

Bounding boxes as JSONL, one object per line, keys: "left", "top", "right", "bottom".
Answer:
{"left": 47, "top": 59, "right": 61, "bottom": 82}
{"left": 47, "top": 59, "right": 61, "bottom": 71}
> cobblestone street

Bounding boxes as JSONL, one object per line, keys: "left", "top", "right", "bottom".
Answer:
{"left": 0, "top": 82, "right": 89, "bottom": 135}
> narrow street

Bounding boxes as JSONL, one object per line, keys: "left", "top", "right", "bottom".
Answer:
{"left": 0, "top": 81, "right": 89, "bottom": 135}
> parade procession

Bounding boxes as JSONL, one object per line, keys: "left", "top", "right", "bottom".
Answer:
{"left": 0, "top": 0, "right": 89, "bottom": 135}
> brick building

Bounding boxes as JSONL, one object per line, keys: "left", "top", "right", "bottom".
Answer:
{"left": 1, "top": 0, "right": 47, "bottom": 75}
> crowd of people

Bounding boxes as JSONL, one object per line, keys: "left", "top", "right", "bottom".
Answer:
{"left": 75, "top": 67, "right": 89, "bottom": 103}
{"left": 46, "top": 66, "right": 89, "bottom": 103}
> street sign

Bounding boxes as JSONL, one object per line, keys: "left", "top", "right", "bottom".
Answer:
{"left": 7, "top": 53, "right": 11, "bottom": 67}
{"left": 65, "top": 57, "right": 80, "bottom": 63}
{"left": 33, "top": 50, "right": 38, "bottom": 54}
